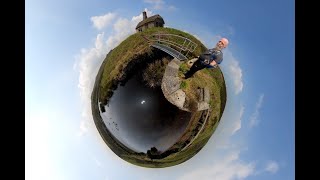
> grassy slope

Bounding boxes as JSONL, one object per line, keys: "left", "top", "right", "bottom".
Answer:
{"left": 99, "top": 27, "right": 207, "bottom": 102}
{"left": 93, "top": 27, "right": 227, "bottom": 168}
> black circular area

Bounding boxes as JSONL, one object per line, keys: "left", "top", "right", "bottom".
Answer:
{"left": 99, "top": 75, "right": 191, "bottom": 153}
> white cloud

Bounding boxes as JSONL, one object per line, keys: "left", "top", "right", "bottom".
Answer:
{"left": 249, "top": 94, "right": 264, "bottom": 128}
{"left": 75, "top": 33, "right": 106, "bottom": 136}
{"left": 265, "top": 161, "right": 279, "bottom": 174}
{"left": 77, "top": 32, "right": 106, "bottom": 108}
{"left": 178, "top": 151, "right": 255, "bottom": 180}
{"left": 176, "top": 99, "right": 254, "bottom": 179}
{"left": 168, "top": 5, "right": 177, "bottom": 11}
{"left": 212, "top": 103, "right": 244, "bottom": 150}
{"left": 105, "top": 9, "right": 153, "bottom": 50}
{"left": 76, "top": 11, "right": 152, "bottom": 136}
{"left": 221, "top": 50, "right": 243, "bottom": 95}
{"left": 104, "top": 16, "right": 142, "bottom": 51}
{"left": 176, "top": 101, "right": 271, "bottom": 180}
{"left": 91, "top": 12, "right": 117, "bottom": 30}
{"left": 144, "top": 0, "right": 176, "bottom": 11}
{"left": 229, "top": 58, "right": 243, "bottom": 94}
{"left": 231, "top": 105, "right": 244, "bottom": 135}
{"left": 132, "top": 8, "right": 153, "bottom": 23}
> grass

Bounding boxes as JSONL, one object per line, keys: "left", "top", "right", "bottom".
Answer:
{"left": 91, "top": 26, "right": 227, "bottom": 168}
{"left": 98, "top": 27, "right": 207, "bottom": 103}
{"left": 179, "top": 63, "right": 189, "bottom": 74}
{"left": 180, "top": 81, "right": 187, "bottom": 89}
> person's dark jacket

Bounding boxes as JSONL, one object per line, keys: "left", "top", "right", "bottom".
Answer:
{"left": 199, "top": 48, "right": 223, "bottom": 68}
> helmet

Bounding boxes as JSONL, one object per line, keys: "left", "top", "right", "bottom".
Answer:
{"left": 220, "top": 38, "right": 229, "bottom": 48}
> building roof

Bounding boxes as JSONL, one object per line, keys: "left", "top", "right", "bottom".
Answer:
{"left": 135, "top": 14, "right": 165, "bottom": 29}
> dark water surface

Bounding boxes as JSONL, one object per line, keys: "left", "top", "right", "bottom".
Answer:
{"left": 100, "top": 75, "right": 191, "bottom": 153}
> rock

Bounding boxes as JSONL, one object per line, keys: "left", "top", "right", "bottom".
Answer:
{"left": 161, "top": 58, "right": 210, "bottom": 111}
{"left": 198, "top": 102, "right": 210, "bottom": 111}
{"left": 171, "top": 58, "right": 182, "bottom": 65}
{"left": 168, "top": 89, "right": 186, "bottom": 108}
{"left": 204, "top": 87, "right": 210, "bottom": 103}
{"left": 165, "top": 64, "right": 179, "bottom": 77}
{"left": 197, "top": 88, "right": 204, "bottom": 102}
{"left": 162, "top": 76, "right": 181, "bottom": 94}
{"left": 168, "top": 60, "right": 180, "bottom": 69}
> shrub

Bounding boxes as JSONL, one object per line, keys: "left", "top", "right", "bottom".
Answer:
{"left": 180, "top": 81, "right": 187, "bottom": 89}
{"left": 143, "top": 57, "right": 170, "bottom": 88}
{"left": 179, "top": 63, "right": 189, "bottom": 74}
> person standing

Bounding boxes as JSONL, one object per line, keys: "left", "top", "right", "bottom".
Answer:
{"left": 184, "top": 38, "right": 229, "bottom": 79}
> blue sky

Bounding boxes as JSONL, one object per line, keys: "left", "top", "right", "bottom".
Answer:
{"left": 26, "top": 0, "right": 294, "bottom": 179}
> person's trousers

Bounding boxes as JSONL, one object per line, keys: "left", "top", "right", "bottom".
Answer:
{"left": 184, "top": 59, "right": 206, "bottom": 79}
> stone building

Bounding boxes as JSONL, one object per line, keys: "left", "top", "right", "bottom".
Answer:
{"left": 136, "top": 11, "right": 165, "bottom": 32}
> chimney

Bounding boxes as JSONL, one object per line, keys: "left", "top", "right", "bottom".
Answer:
{"left": 143, "top": 11, "right": 147, "bottom": 20}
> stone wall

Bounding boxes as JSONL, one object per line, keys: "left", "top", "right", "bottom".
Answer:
{"left": 161, "top": 58, "right": 210, "bottom": 112}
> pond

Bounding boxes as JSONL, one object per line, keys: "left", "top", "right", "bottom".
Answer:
{"left": 99, "top": 74, "right": 191, "bottom": 153}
